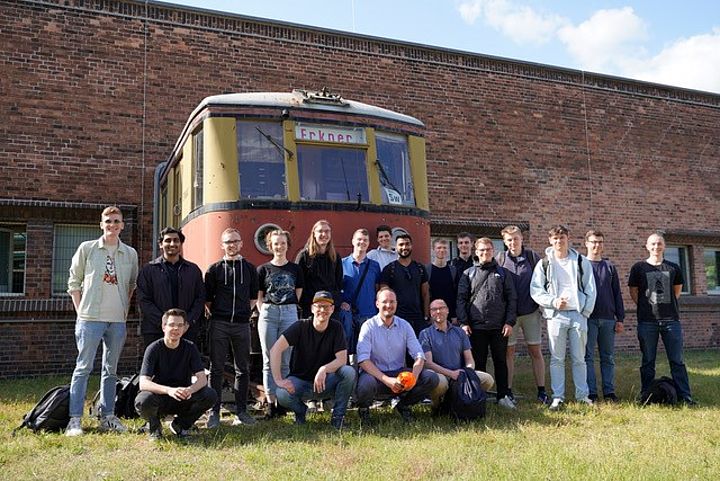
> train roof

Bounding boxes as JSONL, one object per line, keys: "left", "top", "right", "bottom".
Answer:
{"left": 194, "top": 89, "right": 425, "bottom": 127}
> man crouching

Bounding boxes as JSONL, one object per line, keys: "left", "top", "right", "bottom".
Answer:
{"left": 135, "top": 308, "right": 217, "bottom": 440}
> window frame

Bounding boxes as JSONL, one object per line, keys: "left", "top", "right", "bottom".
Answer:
{"left": 52, "top": 224, "right": 100, "bottom": 296}
{"left": 704, "top": 247, "right": 720, "bottom": 295}
{"left": 0, "top": 224, "right": 27, "bottom": 296}
{"left": 665, "top": 245, "right": 691, "bottom": 295}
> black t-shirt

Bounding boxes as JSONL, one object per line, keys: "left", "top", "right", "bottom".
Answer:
{"left": 140, "top": 338, "right": 204, "bottom": 388}
{"left": 380, "top": 260, "right": 428, "bottom": 323}
{"left": 428, "top": 264, "right": 457, "bottom": 319}
{"left": 257, "top": 262, "right": 305, "bottom": 305}
{"left": 628, "top": 260, "right": 683, "bottom": 321}
{"left": 283, "top": 318, "right": 347, "bottom": 382}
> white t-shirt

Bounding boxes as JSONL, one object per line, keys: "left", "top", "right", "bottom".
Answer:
{"left": 97, "top": 244, "right": 126, "bottom": 322}
{"left": 552, "top": 256, "right": 579, "bottom": 311}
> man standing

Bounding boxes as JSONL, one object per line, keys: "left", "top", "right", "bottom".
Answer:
{"left": 426, "top": 239, "right": 458, "bottom": 322}
{"left": 496, "top": 225, "right": 548, "bottom": 404}
{"left": 355, "top": 288, "right": 438, "bottom": 424}
{"left": 457, "top": 238, "right": 517, "bottom": 410}
{"left": 379, "top": 233, "right": 430, "bottom": 334}
{"left": 531, "top": 225, "right": 597, "bottom": 410}
{"left": 628, "top": 232, "right": 695, "bottom": 405}
{"left": 419, "top": 299, "right": 494, "bottom": 415}
{"left": 65, "top": 206, "right": 138, "bottom": 436}
{"left": 272, "top": 291, "right": 357, "bottom": 429}
{"left": 584, "top": 230, "right": 625, "bottom": 403}
{"left": 205, "top": 228, "right": 259, "bottom": 428}
{"left": 137, "top": 227, "right": 205, "bottom": 347}
{"left": 340, "top": 228, "right": 381, "bottom": 356}
{"left": 135, "top": 309, "right": 217, "bottom": 440}
{"left": 366, "top": 224, "right": 398, "bottom": 270}
{"left": 450, "top": 232, "right": 475, "bottom": 287}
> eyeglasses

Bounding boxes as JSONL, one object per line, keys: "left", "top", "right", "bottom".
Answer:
{"left": 223, "top": 240, "right": 241, "bottom": 245}
{"left": 429, "top": 306, "right": 448, "bottom": 312}
{"left": 103, "top": 219, "right": 122, "bottom": 224}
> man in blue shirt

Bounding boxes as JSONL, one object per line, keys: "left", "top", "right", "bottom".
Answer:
{"left": 340, "top": 228, "right": 381, "bottom": 358}
{"left": 584, "top": 230, "right": 625, "bottom": 403}
{"left": 419, "top": 299, "right": 494, "bottom": 415}
{"left": 355, "top": 288, "right": 438, "bottom": 424}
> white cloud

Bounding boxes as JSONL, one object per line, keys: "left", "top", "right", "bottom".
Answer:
{"left": 557, "top": 7, "right": 648, "bottom": 72}
{"left": 457, "top": 0, "right": 567, "bottom": 45}
{"left": 625, "top": 28, "right": 720, "bottom": 93}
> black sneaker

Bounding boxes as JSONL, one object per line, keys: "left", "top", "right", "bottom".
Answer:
{"left": 147, "top": 416, "right": 162, "bottom": 441}
{"left": 330, "top": 416, "right": 350, "bottom": 430}
{"left": 358, "top": 407, "right": 373, "bottom": 427}
{"left": 604, "top": 393, "right": 620, "bottom": 403}
{"left": 680, "top": 397, "right": 698, "bottom": 407}
{"left": 537, "top": 391, "right": 551, "bottom": 405}
{"left": 588, "top": 393, "right": 599, "bottom": 402}
{"left": 394, "top": 403, "right": 413, "bottom": 423}
{"left": 169, "top": 418, "right": 189, "bottom": 438}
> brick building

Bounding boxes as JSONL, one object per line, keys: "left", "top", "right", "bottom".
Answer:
{"left": 1, "top": 0, "right": 718, "bottom": 378}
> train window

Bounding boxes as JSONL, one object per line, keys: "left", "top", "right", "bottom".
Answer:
{"left": 237, "top": 121, "right": 287, "bottom": 199}
{"left": 375, "top": 133, "right": 415, "bottom": 206}
{"left": 192, "top": 129, "right": 203, "bottom": 210}
{"left": 297, "top": 146, "right": 369, "bottom": 202}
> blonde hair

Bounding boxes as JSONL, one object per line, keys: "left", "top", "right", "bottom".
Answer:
{"left": 265, "top": 229, "right": 291, "bottom": 250}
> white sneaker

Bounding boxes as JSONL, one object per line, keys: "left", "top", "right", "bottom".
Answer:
{"left": 578, "top": 397, "right": 595, "bottom": 406}
{"left": 232, "top": 411, "right": 257, "bottom": 426}
{"left": 549, "top": 398, "right": 564, "bottom": 411}
{"left": 99, "top": 414, "right": 128, "bottom": 433}
{"left": 498, "top": 395, "right": 517, "bottom": 410}
{"left": 65, "top": 417, "right": 83, "bottom": 437}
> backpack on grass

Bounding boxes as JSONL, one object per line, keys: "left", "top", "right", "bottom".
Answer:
{"left": 447, "top": 368, "right": 487, "bottom": 421}
{"left": 13, "top": 385, "right": 70, "bottom": 435}
{"left": 89, "top": 374, "right": 140, "bottom": 419}
{"left": 641, "top": 376, "right": 678, "bottom": 406}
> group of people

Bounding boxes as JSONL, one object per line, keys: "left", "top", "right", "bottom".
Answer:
{"left": 63, "top": 207, "right": 696, "bottom": 439}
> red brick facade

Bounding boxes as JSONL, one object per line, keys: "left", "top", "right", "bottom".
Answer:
{"left": 1, "top": 0, "right": 718, "bottom": 378}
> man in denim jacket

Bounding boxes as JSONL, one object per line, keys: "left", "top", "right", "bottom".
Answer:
{"left": 65, "top": 206, "right": 138, "bottom": 436}
{"left": 531, "top": 225, "right": 596, "bottom": 411}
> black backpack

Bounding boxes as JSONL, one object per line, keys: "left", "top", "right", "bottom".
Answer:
{"left": 89, "top": 374, "right": 140, "bottom": 419}
{"left": 447, "top": 368, "right": 487, "bottom": 421}
{"left": 641, "top": 376, "right": 678, "bottom": 406}
{"left": 13, "top": 385, "right": 70, "bottom": 434}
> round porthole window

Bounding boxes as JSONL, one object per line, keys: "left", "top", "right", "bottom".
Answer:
{"left": 391, "top": 227, "right": 409, "bottom": 244}
{"left": 254, "top": 223, "right": 282, "bottom": 255}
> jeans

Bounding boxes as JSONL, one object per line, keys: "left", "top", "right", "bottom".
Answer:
{"left": 547, "top": 311, "right": 589, "bottom": 400}
{"left": 69, "top": 320, "right": 127, "bottom": 418}
{"left": 468, "top": 328, "right": 509, "bottom": 398}
{"left": 340, "top": 310, "right": 369, "bottom": 355}
{"left": 585, "top": 318, "right": 617, "bottom": 396}
{"left": 355, "top": 368, "right": 439, "bottom": 408}
{"left": 637, "top": 320, "right": 692, "bottom": 399}
{"left": 135, "top": 387, "right": 217, "bottom": 430}
{"left": 257, "top": 303, "right": 297, "bottom": 398}
{"left": 276, "top": 365, "right": 357, "bottom": 419}
{"left": 209, "top": 320, "right": 251, "bottom": 414}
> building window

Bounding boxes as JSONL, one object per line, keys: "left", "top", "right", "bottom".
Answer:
{"left": 237, "top": 121, "right": 286, "bottom": 199}
{"left": 297, "top": 146, "right": 368, "bottom": 202}
{"left": 704, "top": 248, "right": 720, "bottom": 295}
{"left": 376, "top": 132, "right": 415, "bottom": 207}
{"left": 665, "top": 245, "right": 691, "bottom": 294}
{"left": 192, "top": 129, "right": 204, "bottom": 210}
{"left": 52, "top": 225, "right": 99, "bottom": 295}
{"left": 0, "top": 224, "right": 26, "bottom": 295}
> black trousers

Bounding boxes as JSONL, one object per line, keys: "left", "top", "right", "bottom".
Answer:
{"left": 469, "top": 328, "right": 509, "bottom": 399}
{"left": 209, "top": 320, "right": 251, "bottom": 414}
{"left": 135, "top": 387, "right": 217, "bottom": 430}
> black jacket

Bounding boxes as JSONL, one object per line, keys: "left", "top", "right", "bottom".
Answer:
{"left": 456, "top": 259, "right": 517, "bottom": 330}
{"left": 137, "top": 256, "right": 205, "bottom": 336}
{"left": 295, "top": 249, "right": 343, "bottom": 318}
{"left": 205, "top": 258, "right": 259, "bottom": 323}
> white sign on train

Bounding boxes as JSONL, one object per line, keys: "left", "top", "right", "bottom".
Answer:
{"left": 295, "top": 123, "right": 366, "bottom": 144}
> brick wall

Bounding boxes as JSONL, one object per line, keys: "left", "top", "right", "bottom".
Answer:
{"left": 0, "top": 0, "right": 718, "bottom": 377}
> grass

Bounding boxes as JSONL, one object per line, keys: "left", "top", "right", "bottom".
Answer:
{"left": 1, "top": 350, "right": 719, "bottom": 481}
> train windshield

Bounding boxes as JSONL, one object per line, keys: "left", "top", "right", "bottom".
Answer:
{"left": 376, "top": 132, "right": 415, "bottom": 207}
{"left": 237, "top": 120, "right": 287, "bottom": 199}
{"left": 298, "top": 146, "right": 369, "bottom": 202}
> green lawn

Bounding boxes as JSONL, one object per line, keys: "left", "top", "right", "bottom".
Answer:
{"left": 1, "top": 350, "right": 719, "bottom": 481}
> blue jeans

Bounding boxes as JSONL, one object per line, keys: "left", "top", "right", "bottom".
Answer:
{"left": 585, "top": 318, "right": 617, "bottom": 396}
{"left": 355, "top": 368, "right": 439, "bottom": 408}
{"left": 276, "top": 365, "right": 357, "bottom": 420}
{"left": 257, "top": 304, "right": 297, "bottom": 398}
{"left": 637, "top": 320, "right": 692, "bottom": 399}
{"left": 547, "top": 311, "right": 589, "bottom": 400}
{"left": 69, "top": 321, "right": 127, "bottom": 418}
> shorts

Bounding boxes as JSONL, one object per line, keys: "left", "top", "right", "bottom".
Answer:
{"left": 507, "top": 309, "right": 543, "bottom": 347}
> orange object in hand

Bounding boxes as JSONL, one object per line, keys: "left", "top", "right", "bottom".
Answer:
{"left": 397, "top": 371, "right": 416, "bottom": 390}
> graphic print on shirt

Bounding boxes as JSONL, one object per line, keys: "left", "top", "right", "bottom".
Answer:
{"left": 103, "top": 255, "right": 118, "bottom": 285}
{"left": 645, "top": 270, "right": 671, "bottom": 306}
{"left": 266, "top": 271, "right": 296, "bottom": 304}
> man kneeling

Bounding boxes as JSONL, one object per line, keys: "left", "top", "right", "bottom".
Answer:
{"left": 135, "top": 309, "right": 217, "bottom": 440}
{"left": 355, "top": 288, "right": 438, "bottom": 424}
{"left": 419, "top": 299, "right": 494, "bottom": 415}
{"left": 272, "top": 291, "right": 356, "bottom": 429}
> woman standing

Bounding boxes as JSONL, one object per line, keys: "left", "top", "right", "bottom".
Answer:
{"left": 296, "top": 220, "right": 343, "bottom": 319}
{"left": 257, "top": 230, "right": 304, "bottom": 416}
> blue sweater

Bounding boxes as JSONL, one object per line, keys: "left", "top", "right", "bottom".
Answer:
{"left": 589, "top": 259, "right": 625, "bottom": 322}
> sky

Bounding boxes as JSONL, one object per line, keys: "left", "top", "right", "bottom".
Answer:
{"left": 163, "top": 0, "right": 720, "bottom": 94}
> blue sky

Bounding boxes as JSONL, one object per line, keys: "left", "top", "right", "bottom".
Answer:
{"left": 164, "top": 0, "right": 720, "bottom": 94}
